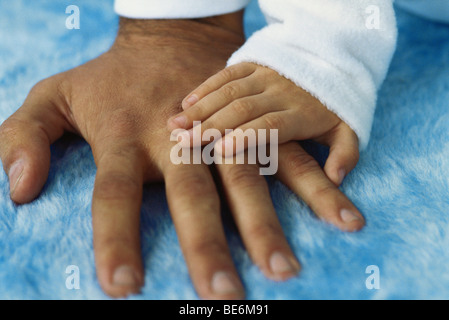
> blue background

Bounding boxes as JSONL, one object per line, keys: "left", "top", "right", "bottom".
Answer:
{"left": 0, "top": 0, "right": 449, "bottom": 299}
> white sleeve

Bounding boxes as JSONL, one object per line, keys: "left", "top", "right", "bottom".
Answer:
{"left": 114, "top": 0, "right": 251, "bottom": 19}
{"left": 228, "top": 0, "right": 398, "bottom": 150}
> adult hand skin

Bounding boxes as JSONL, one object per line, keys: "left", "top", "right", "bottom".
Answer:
{"left": 0, "top": 12, "right": 364, "bottom": 299}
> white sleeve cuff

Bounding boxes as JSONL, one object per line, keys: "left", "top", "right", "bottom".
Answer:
{"left": 228, "top": 32, "right": 375, "bottom": 150}
{"left": 228, "top": 0, "right": 397, "bottom": 150}
{"left": 114, "top": 0, "right": 251, "bottom": 19}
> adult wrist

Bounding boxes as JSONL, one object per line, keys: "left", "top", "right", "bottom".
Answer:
{"left": 113, "top": 11, "right": 245, "bottom": 49}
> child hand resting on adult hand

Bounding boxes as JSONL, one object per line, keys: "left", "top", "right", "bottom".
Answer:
{"left": 168, "top": 62, "right": 360, "bottom": 186}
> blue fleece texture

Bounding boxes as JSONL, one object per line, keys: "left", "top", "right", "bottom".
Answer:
{"left": 0, "top": 0, "right": 449, "bottom": 300}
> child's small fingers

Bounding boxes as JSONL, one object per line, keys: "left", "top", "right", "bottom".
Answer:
{"left": 196, "top": 93, "right": 287, "bottom": 140}
{"left": 215, "top": 111, "right": 297, "bottom": 156}
{"left": 321, "top": 123, "right": 360, "bottom": 186}
{"left": 182, "top": 63, "right": 257, "bottom": 110}
{"left": 173, "top": 95, "right": 276, "bottom": 149}
{"left": 169, "top": 76, "right": 265, "bottom": 131}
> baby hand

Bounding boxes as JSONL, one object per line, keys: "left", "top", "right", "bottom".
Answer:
{"left": 168, "top": 62, "right": 359, "bottom": 186}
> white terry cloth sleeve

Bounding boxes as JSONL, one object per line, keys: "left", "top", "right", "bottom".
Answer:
{"left": 228, "top": 0, "right": 398, "bottom": 150}
{"left": 114, "top": 0, "right": 251, "bottom": 19}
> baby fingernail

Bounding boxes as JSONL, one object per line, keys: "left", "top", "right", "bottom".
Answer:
{"left": 340, "top": 209, "right": 362, "bottom": 223}
{"left": 270, "top": 252, "right": 299, "bottom": 278}
{"left": 9, "top": 160, "right": 24, "bottom": 197}
{"left": 211, "top": 271, "right": 243, "bottom": 297}
{"left": 184, "top": 95, "right": 198, "bottom": 108}
{"left": 112, "top": 265, "right": 140, "bottom": 287}
{"left": 171, "top": 116, "right": 187, "bottom": 128}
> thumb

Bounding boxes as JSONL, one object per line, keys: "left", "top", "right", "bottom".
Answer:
{"left": 321, "top": 122, "right": 360, "bottom": 186}
{"left": 0, "top": 79, "right": 70, "bottom": 203}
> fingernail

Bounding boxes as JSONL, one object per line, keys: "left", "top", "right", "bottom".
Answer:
{"left": 9, "top": 160, "right": 24, "bottom": 197}
{"left": 171, "top": 116, "right": 187, "bottom": 128}
{"left": 112, "top": 265, "right": 140, "bottom": 287}
{"left": 337, "top": 169, "right": 346, "bottom": 185}
{"left": 211, "top": 271, "right": 243, "bottom": 297}
{"left": 184, "top": 95, "right": 198, "bottom": 108}
{"left": 269, "top": 252, "right": 299, "bottom": 278}
{"left": 340, "top": 209, "right": 362, "bottom": 223}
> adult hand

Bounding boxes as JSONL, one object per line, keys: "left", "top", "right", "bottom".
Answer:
{"left": 0, "top": 13, "right": 364, "bottom": 299}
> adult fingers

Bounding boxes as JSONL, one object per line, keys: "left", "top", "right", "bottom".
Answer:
{"left": 0, "top": 78, "right": 71, "bottom": 203}
{"left": 91, "top": 142, "right": 146, "bottom": 298}
{"left": 164, "top": 163, "right": 244, "bottom": 300}
{"left": 276, "top": 142, "right": 364, "bottom": 232}
{"left": 216, "top": 160, "right": 300, "bottom": 281}
{"left": 181, "top": 63, "right": 257, "bottom": 110}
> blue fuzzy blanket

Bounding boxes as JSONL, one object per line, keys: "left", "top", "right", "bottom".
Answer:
{"left": 1, "top": 0, "right": 449, "bottom": 300}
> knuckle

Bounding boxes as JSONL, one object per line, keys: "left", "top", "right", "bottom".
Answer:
{"left": 246, "top": 222, "right": 282, "bottom": 241}
{"left": 219, "top": 67, "right": 235, "bottom": 82}
{"left": 0, "top": 117, "right": 42, "bottom": 145}
{"left": 29, "top": 79, "right": 48, "bottom": 92}
{"left": 94, "top": 173, "right": 141, "bottom": 200}
{"left": 105, "top": 109, "right": 140, "bottom": 137}
{"left": 284, "top": 150, "right": 319, "bottom": 178}
{"left": 29, "top": 78, "right": 56, "bottom": 96}
{"left": 231, "top": 99, "right": 254, "bottom": 118}
{"left": 0, "top": 118, "right": 20, "bottom": 139}
{"left": 221, "top": 84, "right": 239, "bottom": 100}
{"left": 225, "top": 165, "right": 261, "bottom": 189}
{"left": 311, "top": 184, "right": 336, "bottom": 200}
{"left": 170, "top": 170, "right": 215, "bottom": 198}
{"left": 190, "top": 239, "right": 228, "bottom": 258}
{"left": 270, "top": 82, "right": 289, "bottom": 96}
{"left": 264, "top": 114, "right": 284, "bottom": 130}
{"left": 0, "top": 117, "right": 49, "bottom": 161}
{"left": 0, "top": 120, "right": 19, "bottom": 157}
{"left": 184, "top": 176, "right": 211, "bottom": 197}
{"left": 95, "top": 144, "right": 141, "bottom": 165}
{"left": 27, "top": 75, "right": 69, "bottom": 112}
